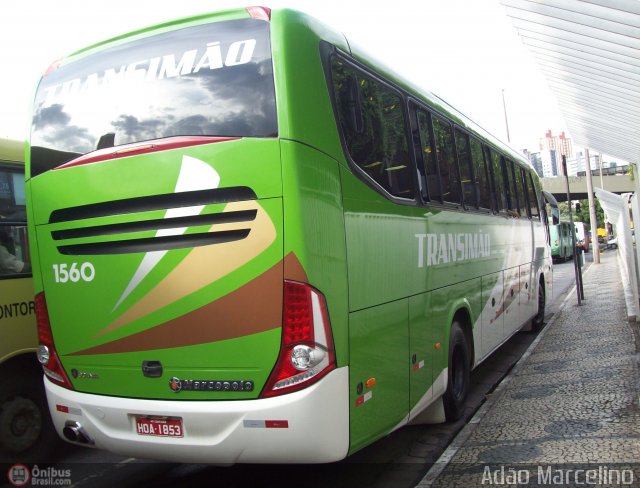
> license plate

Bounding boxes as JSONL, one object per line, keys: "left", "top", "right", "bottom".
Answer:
{"left": 135, "top": 416, "right": 183, "bottom": 437}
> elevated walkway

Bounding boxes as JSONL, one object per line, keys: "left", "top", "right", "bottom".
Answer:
{"left": 541, "top": 174, "right": 634, "bottom": 201}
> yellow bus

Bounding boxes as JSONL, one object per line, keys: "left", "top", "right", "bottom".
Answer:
{"left": 0, "top": 138, "right": 57, "bottom": 462}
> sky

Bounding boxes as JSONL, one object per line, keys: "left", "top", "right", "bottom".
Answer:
{"left": 0, "top": 0, "right": 570, "bottom": 154}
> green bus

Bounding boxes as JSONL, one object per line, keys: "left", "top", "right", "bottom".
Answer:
{"left": 0, "top": 138, "right": 58, "bottom": 462}
{"left": 550, "top": 221, "right": 575, "bottom": 262}
{"left": 26, "top": 7, "right": 555, "bottom": 463}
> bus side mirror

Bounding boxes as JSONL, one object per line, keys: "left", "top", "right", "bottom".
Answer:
{"left": 542, "top": 190, "right": 560, "bottom": 225}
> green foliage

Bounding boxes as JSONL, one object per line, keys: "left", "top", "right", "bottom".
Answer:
{"left": 571, "top": 198, "right": 605, "bottom": 227}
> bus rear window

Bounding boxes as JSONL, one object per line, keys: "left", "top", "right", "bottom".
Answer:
{"left": 30, "top": 18, "right": 277, "bottom": 177}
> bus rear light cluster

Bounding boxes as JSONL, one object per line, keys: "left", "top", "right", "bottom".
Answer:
{"left": 35, "top": 292, "right": 74, "bottom": 390}
{"left": 261, "top": 281, "right": 336, "bottom": 398}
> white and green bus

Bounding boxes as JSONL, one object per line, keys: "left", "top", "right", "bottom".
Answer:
{"left": 27, "top": 7, "right": 555, "bottom": 463}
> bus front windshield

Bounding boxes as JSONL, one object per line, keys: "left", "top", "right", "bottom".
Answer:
{"left": 30, "top": 18, "right": 277, "bottom": 177}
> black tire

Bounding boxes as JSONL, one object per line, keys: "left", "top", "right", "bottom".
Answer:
{"left": 0, "top": 368, "right": 59, "bottom": 463}
{"left": 531, "top": 279, "right": 545, "bottom": 333}
{"left": 443, "top": 321, "right": 470, "bottom": 422}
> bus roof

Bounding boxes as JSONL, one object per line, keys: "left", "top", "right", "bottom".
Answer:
{"left": 39, "top": 6, "right": 531, "bottom": 172}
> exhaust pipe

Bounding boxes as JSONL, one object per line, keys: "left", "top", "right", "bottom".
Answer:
{"left": 62, "top": 421, "right": 94, "bottom": 445}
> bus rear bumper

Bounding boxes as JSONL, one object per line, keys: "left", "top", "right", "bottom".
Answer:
{"left": 45, "top": 367, "right": 350, "bottom": 464}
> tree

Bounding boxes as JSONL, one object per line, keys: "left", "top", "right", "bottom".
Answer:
{"left": 573, "top": 198, "right": 605, "bottom": 228}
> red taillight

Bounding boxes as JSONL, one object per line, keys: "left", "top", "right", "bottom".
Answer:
{"left": 261, "top": 281, "right": 336, "bottom": 398}
{"left": 246, "top": 6, "right": 271, "bottom": 21}
{"left": 35, "top": 292, "right": 74, "bottom": 390}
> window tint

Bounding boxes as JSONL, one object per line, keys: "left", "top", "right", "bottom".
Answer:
{"left": 0, "top": 166, "right": 30, "bottom": 276}
{"left": 526, "top": 172, "right": 540, "bottom": 219}
{"left": 31, "top": 19, "right": 277, "bottom": 176}
{"left": 488, "top": 149, "right": 507, "bottom": 212}
{"left": 416, "top": 110, "right": 441, "bottom": 202}
{"left": 454, "top": 129, "right": 477, "bottom": 208}
{"left": 432, "top": 116, "right": 460, "bottom": 205}
{"left": 506, "top": 160, "right": 521, "bottom": 216}
{"left": 0, "top": 168, "right": 26, "bottom": 222}
{"left": 332, "top": 58, "right": 413, "bottom": 199}
{"left": 513, "top": 164, "right": 527, "bottom": 217}
{"left": 470, "top": 137, "right": 492, "bottom": 210}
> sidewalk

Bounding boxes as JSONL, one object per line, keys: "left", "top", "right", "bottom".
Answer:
{"left": 419, "top": 251, "right": 640, "bottom": 487}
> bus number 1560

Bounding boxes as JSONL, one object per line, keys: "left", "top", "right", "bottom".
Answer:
{"left": 52, "top": 262, "right": 96, "bottom": 283}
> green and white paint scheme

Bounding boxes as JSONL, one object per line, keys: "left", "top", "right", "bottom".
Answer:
{"left": 26, "top": 7, "right": 553, "bottom": 464}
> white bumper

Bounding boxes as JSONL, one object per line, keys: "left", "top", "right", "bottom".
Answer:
{"left": 45, "top": 367, "right": 350, "bottom": 464}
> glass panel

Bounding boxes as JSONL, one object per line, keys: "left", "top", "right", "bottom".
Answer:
{"left": 527, "top": 172, "right": 540, "bottom": 219}
{"left": 432, "top": 116, "right": 460, "bottom": 205}
{"left": 513, "top": 165, "right": 527, "bottom": 217}
{"left": 507, "top": 160, "right": 521, "bottom": 216}
{"left": 31, "top": 19, "right": 277, "bottom": 176}
{"left": 454, "top": 129, "right": 476, "bottom": 208}
{"left": 332, "top": 58, "right": 413, "bottom": 198}
{"left": 489, "top": 149, "right": 507, "bottom": 212}
{"left": 0, "top": 168, "right": 26, "bottom": 222}
{"left": 416, "top": 110, "right": 440, "bottom": 202}
{"left": 470, "top": 137, "right": 492, "bottom": 210}
{"left": 0, "top": 225, "right": 30, "bottom": 276}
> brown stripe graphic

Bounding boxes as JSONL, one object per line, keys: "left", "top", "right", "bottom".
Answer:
{"left": 69, "top": 253, "right": 307, "bottom": 356}
{"left": 100, "top": 200, "right": 276, "bottom": 335}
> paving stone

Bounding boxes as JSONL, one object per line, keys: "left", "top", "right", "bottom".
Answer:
{"left": 426, "top": 252, "right": 640, "bottom": 486}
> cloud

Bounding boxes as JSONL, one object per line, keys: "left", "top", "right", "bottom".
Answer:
{"left": 32, "top": 104, "right": 71, "bottom": 129}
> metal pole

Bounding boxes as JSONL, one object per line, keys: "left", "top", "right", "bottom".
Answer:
{"left": 502, "top": 89, "right": 510, "bottom": 143}
{"left": 598, "top": 152, "right": 604, "bottom": 189}
{"left": 585, "top": 148, "right": 600, "bottom": 264}
{"left": 563, "top": 155, "right": 583, "bottom": 304}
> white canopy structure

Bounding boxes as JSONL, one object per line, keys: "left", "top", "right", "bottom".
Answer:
{"left": 500, "top": 0, "right": 640, "bottom": 164}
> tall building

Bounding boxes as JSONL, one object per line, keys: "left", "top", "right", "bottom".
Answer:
{"left": 533, "top": 130, "right": 574, "bottom": 177}
{"left": 523, "top": 149, "right": 544, "bottom": 177}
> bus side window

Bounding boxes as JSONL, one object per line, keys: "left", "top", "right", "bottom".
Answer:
{"left": 0, "top": 168, "right": 30, "bottom": 276}
{"left": 526, "top": 172, "right": 541, "bottom": 219}
{"left": 501, "top": 157, "right": 516, "bottom": 217}
{"left": 454, "top": 129, "right": 477, "bottom": 209}
{"left": 488, "top": 148, "right": 507, "bottom": 213}
{"left": 416, "top": 110, "right": 441, "bottom": 203}
{"left": 509, "top": 160, "right": 525, "bottom": 218}
{"left": 470, "top": 137, "right": 492, "bottom": 211}
{"left": 432, "top": 115, "right": 461, "bottom": 206}
{"left": 331, "top": 57, "right": 414, "bottom": 199}
{"left": 514, "top": 166, "right": 528, "bottom": 218}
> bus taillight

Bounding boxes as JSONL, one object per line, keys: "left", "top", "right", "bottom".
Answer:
{"left": 35, "top": 292, "right": 74, "bottom": 390}
{"left": 261, "top": 281, "right": 336, "bottom": 398}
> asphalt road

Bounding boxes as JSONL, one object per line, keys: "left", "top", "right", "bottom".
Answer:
{"left": 31, "top": 254, "right": 594, "bottom": 488}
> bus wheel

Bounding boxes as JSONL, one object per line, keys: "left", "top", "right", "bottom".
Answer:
{"left": 531, "top": 280, "right": 546, "bottom": 332}
{"left": 443, "top": 321, "right": 470, "bottom": 422}
{"left": 0, "top": 373, "right": 58, "bottom": 462}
